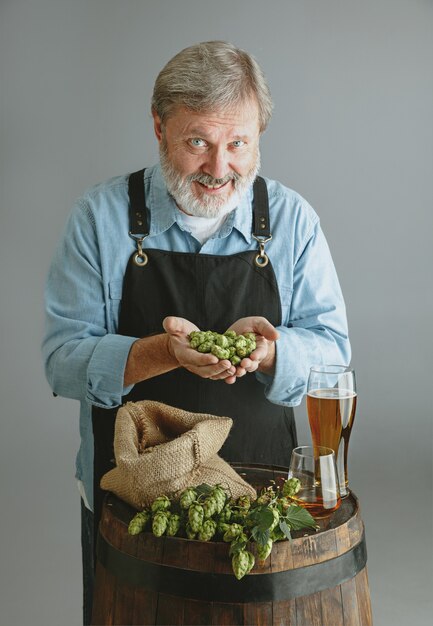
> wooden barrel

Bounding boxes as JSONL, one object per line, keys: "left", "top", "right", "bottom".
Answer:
{"left": 91, "top": 464, "right": 372, "bottom": 626}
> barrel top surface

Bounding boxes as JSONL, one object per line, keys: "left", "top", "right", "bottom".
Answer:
{"left": 103, "top": 463, "right": 359, "bottom": 541}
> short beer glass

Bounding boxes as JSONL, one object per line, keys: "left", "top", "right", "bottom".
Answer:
{"left": 307, "top": 365, "right": 357, "bottom": 497}
{"left": 288, "top": 446, "right": 341, "bottom": 517}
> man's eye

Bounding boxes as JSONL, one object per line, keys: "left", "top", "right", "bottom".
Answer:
{"left": 190, "top": 138, "right": 206, "bottom": 147}
{"left": 232, "top": 140, "right": 245, "bottom": 148}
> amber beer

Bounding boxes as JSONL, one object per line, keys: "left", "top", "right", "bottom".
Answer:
{"left": 289, "top": 489, "right": 341, "bottom": 518}
{"left": 307, "top": 388, "right": 357, "bottom": 496}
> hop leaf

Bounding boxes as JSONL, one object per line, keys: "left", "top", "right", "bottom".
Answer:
{"left": 278, "top": 519, "right": 292, "bottom": 541}
{"left": 284, "top": 505, "right": 317, "bottom": 530}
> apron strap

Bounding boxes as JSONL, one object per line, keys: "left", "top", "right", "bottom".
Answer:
{"left": 252, "top": 176, "right": 271, "bottom": 238}
{"left": 128, "top": 168, "right": 148, "bottom": 235}
{"left": 127, "top": 169, "right": 271, "bottom": 238}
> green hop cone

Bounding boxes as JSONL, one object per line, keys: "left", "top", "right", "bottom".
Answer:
{"left": 269, "top": 508, "right": 280, "bottom": 531}
{"left": 166, "top": 513, "right": 181, "bottom": 537}
{"left": 256, "top": 492, "right": 271, "bottom": 506}
{"left": 152, "top": 511, "right": 169, "bottom": 537}
{"left": 211, "top": 345, "right": 230, "bottom": 360}
{"left": 185, "top": 522, "right": 196, "bottom": 540}
{"left": 197, "top": 341, "right": 213, "bottom": 353}
{"left": 282, "top": 477, "right": 301, "bottom": 498}
{"left": 203, "top": 496, "right": 218, "bottom": 519}
{"left": 256, "top": 538, "right": 273, "bottom": 562}
{"left": 198, "top": 519, "right": 217, "bottom": 541}
{"left": 188, "top": 503, "right": 205, "bottom": 533}
{"left": 128, "top": 510, "right": 150, "bottom": 535}
{"left": 212, "top": 488, "right": 228, "bottom": 515}
{"left": 244, "top": 338, "right": 256, "bottom": 353}
{"left": 232, "top": 549, "right": 254, "bottom": 580}
{"left": 223, "top": 523, "right": 244, "bottom": 542}
{"left": 151, "top": 495, "right": 171, "bottom": 514}
{"left": 230, "top": 508, "right": 248, "bottom": 524}
{"left": 190, "top": 329, "right": 257, "bottom": 362}
{"left": 217, "top": 521, "right": 231, "bottom": 535}
{"left": 215, "top": 334, "right": 229, "bottom": 348}
{"left": 237, "top": 495, "right": 251, "bottom": 511}
{"left": 179, "top": 487, "right": 197, "bottom": 510}
{"left": 189, "top": 336, "right": 203, "bottom": 349}
{"left": 246, "top": 550, "right": 255, "bottom": 572}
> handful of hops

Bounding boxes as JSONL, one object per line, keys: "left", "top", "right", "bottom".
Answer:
{"left": 189, "top": 330, "right": 257, "bottom": 365}
{"left": 128, "top": 478, "right": 317, "bottom": 580}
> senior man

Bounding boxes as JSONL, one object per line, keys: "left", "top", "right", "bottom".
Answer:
{"left": 43, "top": 40, "right": 350, "bottom": 624}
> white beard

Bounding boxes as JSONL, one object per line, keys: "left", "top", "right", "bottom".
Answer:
{"left": 159, "top": 142, "right": 261, "bottom": 218}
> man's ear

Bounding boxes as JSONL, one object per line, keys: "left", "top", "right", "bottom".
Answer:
{"left": 152, "top": 109, "right": 163, "bottom": 143}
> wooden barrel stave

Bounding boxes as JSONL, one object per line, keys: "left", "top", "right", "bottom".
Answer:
{"left": 91, "top": 465, "right": 372, "bottom": 626}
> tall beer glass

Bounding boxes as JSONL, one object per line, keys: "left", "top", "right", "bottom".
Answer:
{"left": 307, "top": 365, "right": 357, "bottom": 497}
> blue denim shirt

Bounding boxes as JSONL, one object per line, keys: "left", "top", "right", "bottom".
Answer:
{"left": 42, "top": 164, "right": 350, "bottom": 510}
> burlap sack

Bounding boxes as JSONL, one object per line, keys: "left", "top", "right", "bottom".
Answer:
{"left": 100, "top": 400, "right": 256, "bottom": 510}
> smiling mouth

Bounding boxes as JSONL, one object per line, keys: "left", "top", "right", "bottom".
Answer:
{"left": 196, "top": 180, "right": 231, "bottom": 191}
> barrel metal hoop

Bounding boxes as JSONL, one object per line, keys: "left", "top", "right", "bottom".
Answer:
{"left": 96, "top": 527, "right": 367, "bottom": 603}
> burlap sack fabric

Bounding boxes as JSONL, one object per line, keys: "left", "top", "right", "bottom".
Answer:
{"left": 100, "top": 400, "right": 256, "bottom": 510}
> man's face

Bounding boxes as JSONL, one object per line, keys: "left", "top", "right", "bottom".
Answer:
{"left": 153, "top": 100, "right": 261, "bottom": 217}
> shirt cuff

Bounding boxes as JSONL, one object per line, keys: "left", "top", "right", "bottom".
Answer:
{"left": 255, "top": 330, "right": 310, "bottom": 407}
{"left": 86, "top": 334, "right": 137, "bottom": 407}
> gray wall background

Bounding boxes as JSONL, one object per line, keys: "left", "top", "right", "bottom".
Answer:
{"left": 1, "top": 1, "right": 432, "bottom": 625}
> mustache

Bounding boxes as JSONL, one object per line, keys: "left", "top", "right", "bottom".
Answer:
{"left": 187, "top": 171, "right": 241, "bottom": 186}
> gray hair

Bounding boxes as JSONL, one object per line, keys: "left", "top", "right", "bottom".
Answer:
{"left": 151, "top": 41, "right": 273, "bottom": 132}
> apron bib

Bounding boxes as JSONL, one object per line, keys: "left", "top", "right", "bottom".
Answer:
{"left": 92, "top": 170, "right": 296, "bottom": 536}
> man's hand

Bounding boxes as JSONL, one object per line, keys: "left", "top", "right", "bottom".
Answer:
{"left": 223, "top": 316, "right": 279, "bottom": 385}
{"left": 163, "top": 316, "right": 237, "bottom": 381}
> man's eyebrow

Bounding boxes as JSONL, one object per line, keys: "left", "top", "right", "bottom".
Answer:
{"left": 186, "top": 127, "right": 208, "bottom": 136}
{"left": 184, "top": 127, "right": 214, "bottom": 138}
{"left": 185, "top": 127, "right": 250, "bottom": 140}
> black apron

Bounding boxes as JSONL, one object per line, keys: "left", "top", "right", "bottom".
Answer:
{"left": 92, "top": 170, "right": 296, "bottom": 539}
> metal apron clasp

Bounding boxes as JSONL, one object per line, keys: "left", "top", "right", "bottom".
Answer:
{"left": 252, "top": 234, "right": 272, "bottom": 267}
{"left": 128, "top": 232, "right": 148, "bottom": 267}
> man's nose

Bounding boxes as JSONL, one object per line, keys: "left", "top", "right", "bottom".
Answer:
{"left": 203, "top": 147, "right": 230, "bottom": 180}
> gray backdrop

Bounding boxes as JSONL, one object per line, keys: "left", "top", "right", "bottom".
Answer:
{"left": 1, "top": 1, "right": 432, "bottom": 625}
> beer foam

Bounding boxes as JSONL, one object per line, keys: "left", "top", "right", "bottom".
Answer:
{"left": 307, "top": 388, "right": 356, "bottom": 399}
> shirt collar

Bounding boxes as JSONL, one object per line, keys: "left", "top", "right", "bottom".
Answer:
{"left": 146, "top": 164, "right": 253, "bottom": 244}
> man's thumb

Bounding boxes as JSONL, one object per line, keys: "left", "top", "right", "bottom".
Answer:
{"left": 255, "top": 317, "right": 280, "bottom": 341}
{"left": 162, "top": 316, "right": 186, "bottom": 336}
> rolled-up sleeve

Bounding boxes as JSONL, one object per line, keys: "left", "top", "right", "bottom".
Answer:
{"left": 257, "top": 221, "right": 351, "bottom": 406}
{"left": 42, "top": 200, "right": 135, "bottom": 408}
